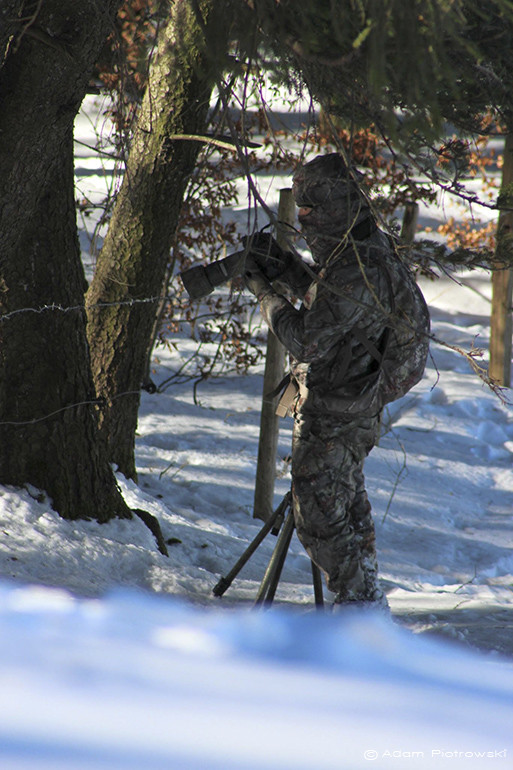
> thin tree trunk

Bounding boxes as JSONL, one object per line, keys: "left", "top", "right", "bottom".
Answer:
{"left": 490, "top": 134, "right": 513, "bottom": 387}
{"left": 86, "top": 0, "right": 231, "bottom": 480}
{"left": 0, "top": 0, "right": 131, "bottom": 521}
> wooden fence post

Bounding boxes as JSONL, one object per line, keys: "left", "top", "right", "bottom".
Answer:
{"left": 253, "top": 188, "right": 295, "bottom": 521}
{"left": 490, "top": 134, "right": 513, "bottom": 387}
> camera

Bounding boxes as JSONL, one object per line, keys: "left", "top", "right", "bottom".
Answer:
{"left": 179, "top": 249, "right": 245, "bottom": 301}
{"left": 179, "top": 232, "right": 290, "bottom": 301}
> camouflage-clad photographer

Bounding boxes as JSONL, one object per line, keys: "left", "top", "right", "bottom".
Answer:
{"left": 244, "top": 153, "right": 430, "bottom": 608}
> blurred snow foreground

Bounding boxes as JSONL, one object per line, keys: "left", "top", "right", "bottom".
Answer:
{"left": 0, "top": 581, "right": 512, "bottom": 770}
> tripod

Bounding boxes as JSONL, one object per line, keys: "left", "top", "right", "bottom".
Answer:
{"left": 213, "top": 491, "right": 324, "bottom": 608}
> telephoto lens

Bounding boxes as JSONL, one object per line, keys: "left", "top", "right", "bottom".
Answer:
{"left": 179, "top": 250, "right": 245, "bottom": 300}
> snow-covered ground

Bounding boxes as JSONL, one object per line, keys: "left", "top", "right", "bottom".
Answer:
{"left": 1, "top": 96, "right": 512, "bottom": 768}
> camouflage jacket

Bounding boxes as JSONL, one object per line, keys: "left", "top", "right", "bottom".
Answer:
{"left": 259, "top": 229, "right": 430, "bottom": 416}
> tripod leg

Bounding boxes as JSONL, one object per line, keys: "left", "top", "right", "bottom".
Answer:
{"left": 311, "top": 561, "right": 324, "bottom": 609}
{"left": 254, "top": 508, "right": 295, "bottom": 607}
{"left": 213, "top": 493, "right": 289, "bottom": 597}
{"left": 262, "top": 512, "right": 295, "bottom": 606}
{"left": 271, "top": 491, "right": 291, "bottom": 535}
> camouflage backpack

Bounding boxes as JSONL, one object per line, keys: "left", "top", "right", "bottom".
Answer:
{"left": 300, "top": 258, "right": 430, "bottom": 417}
{"left": 350, "top": 262, "right": 430, "bottom": 412}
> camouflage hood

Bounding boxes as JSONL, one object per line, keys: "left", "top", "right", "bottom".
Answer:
{"left": 292, "top": 153, "right": 372, "bottom": 265}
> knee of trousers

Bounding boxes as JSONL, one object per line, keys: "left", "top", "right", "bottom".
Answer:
{"left": 292, "top": 479, "right": 356, "bottom": 543}
{"left": 291, "top": 444, "right": 364, "bottom": 536}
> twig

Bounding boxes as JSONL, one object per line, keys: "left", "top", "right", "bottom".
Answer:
{"left": 382, "top": 431, "right": 408, "bottom": 523}
{"left": 74, "top": 139, "right": 122, "bottom": 161}
{"left": 159, "top": 461, "right": 187, "bottom": 481}
{"left": 167, "top": 134, "right": 261, "bottom": 151}
{"left": 454, "top": 566, "right": 478, "bottom": 594}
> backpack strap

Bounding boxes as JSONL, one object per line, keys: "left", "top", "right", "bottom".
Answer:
{"left": 351, "top": 264, "right": 395, "bottom": 370}
{"left": 352, "top": 326, "right": 387, "bottom": 364}
{"left": 265, "top": 372, "right": 291, "bottom": 401}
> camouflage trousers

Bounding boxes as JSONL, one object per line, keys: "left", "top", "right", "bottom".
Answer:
{"left": 291, "top": 408, "right": 382, "bottom": 603}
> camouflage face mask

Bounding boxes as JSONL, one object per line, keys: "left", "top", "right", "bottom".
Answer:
{"left": 292, "top": 153, "right": 371, "bottom": 264}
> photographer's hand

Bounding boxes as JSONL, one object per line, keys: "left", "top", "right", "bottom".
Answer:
{"left": 242, "top": 233, "right": 292, "bottom": 282}
{"left": 244, "top": 254, "right": 274, "bottom": 300}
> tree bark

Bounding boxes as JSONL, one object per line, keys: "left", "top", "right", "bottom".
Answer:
{"left": 489, "top": 134, "right": 513, "bottom": 387}
{"left": 0, "top": 0, "right": 131, "bottom": 521}
{"left": 86, "top": 0, "right": 231, "bottom": 479}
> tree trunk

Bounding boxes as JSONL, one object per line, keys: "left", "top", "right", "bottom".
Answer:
{"left": 489, "top": 134, "right": 513, "bottom": 387}
{"left": 86, "top": 0, "right": 231, "bottom": 480}
{"left": 0, "top": 0, "right": 131, "bottom": 521}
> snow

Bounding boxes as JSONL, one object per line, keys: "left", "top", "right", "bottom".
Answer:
{"left": 1, "top": 586, "right": 513, "bottom": 769}
{"left": 1, "top": 96, "right": 513, "bottom": 768}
